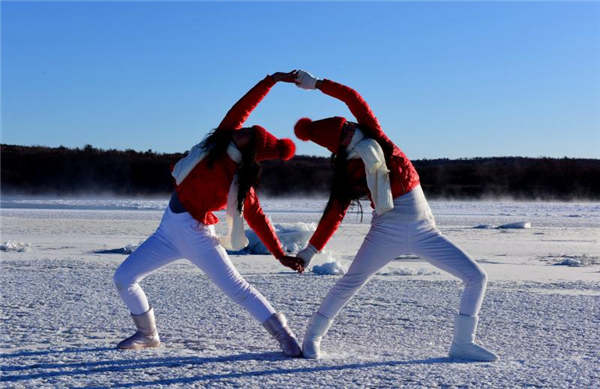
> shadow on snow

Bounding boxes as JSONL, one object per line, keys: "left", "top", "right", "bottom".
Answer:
{"left": 0, "top": 347, "right": 460, "bottom": 384}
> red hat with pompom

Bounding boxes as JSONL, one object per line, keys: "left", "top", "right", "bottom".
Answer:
{"left": 294, "top": 116, "right": 347, "bottom": 153}
{"left": 252, "top": 125, "right": 296, "bottom": 162}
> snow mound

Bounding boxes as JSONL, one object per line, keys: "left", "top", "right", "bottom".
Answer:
{"left": 497, "top": 221, "right": 531, "bottom": 229}
{"left": 0, "top": 241, "right": 31, "bottom": 252}
{"left": 552, "top": 255, "right": 599, "bottom": 267}
{"left": 312, "top": 260, "right": 347, "bottom": 275}
{"left": 94, "top": 244, "right": 138, "bottom": 255}
{"left": 231, "top": 222, "right": 316, "bottom": 255}
{"left": 377, "top": 268, "right": 439, "bottom": 276}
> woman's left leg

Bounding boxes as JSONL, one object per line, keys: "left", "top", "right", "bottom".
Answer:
{"left": 410, "top": 223, "right": 497, "bottom": 361}
{"left": 410, "top": 226, "right": 487, "bottom": 317}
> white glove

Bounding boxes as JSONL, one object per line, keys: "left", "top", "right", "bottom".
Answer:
{"left": 295, "top": 70, "right": 319, "bottom": 90}
{"left": 297, "top": 244, "right": 318, "bottom": 267}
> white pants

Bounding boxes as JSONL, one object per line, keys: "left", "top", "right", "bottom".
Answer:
{"left": 113, "top": 207, "right": 276, "bottom": 323}
{"left": 318, "top": 186, "right": 487, "bottom": 319}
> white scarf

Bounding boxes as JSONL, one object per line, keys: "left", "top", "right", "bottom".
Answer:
{"left": 346, "top": 129, "right": 394, "bottom": 215}
{"left": 171, "top": 141, "right": 249, "bottom": 250}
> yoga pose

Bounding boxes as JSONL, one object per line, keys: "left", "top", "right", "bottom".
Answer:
{"left": 113, "top": 71, "right": 304, "bottom": 356}
{"left": 292, "top": 70, "right": 497, "bottom": 362}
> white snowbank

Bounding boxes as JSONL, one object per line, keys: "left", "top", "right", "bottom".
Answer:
{"left": 233, "top": 222, "right": 316, "bottom": 255}
{"left": 94, "top": 244, "right": 138, "bottom": 255}
{"left": 472, "top": 221, "right": 532, "bottom": 229}
{"left": 0, "top": 241, "right": 31, "bottom": 252}
{"left": 312, "top": 260, "right": 348, "bottom": 275}
{"left": 552, "top": 255, "right": 599, "bottom": 267}
{"left": 497, "top": 221, "right": 531, "bottom": 229}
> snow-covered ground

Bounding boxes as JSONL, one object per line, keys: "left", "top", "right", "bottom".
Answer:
{"left": 1, "top": 197, "right": 599, "bottom": 387}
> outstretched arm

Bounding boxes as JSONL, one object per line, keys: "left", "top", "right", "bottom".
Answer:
{"left": 243, "top": 187, "right": 304, "bottom": 272}
{"left": 317, "top": 79, "right": 382, "bottom": 135}
{"left": 218, "top": 71, "right": 297, "bottom": 130}
{"left": 309, "top": 198, "right": 352, "bottom": 252}
{"left": 295, "top": 70, "right": 389, "bottom": 142}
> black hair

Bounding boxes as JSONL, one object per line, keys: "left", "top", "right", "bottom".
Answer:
{"left": 323, "top": 124, "right": 370, "bottom": 218}
{"left": 202, "top": 128, "right": 261, "bottom": 213}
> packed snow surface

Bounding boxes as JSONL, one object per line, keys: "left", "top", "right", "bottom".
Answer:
{"left": 1, "top": 197, "right": 599, "bottom": 387}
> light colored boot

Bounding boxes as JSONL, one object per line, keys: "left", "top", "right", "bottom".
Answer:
{"left": 117, "top": 307, "right": 161, "bottom": 350}
{"left": 262, "top": 312, "right": 302, "bottom": 357}
{"left": 449, "top": 314, "right": 497, "bottom": 362}
{"left": 302, "top": 312, "right": 333, "bottom": 359}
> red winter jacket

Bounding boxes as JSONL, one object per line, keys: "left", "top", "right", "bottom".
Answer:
{"left": 175, "top": 75, "right": 286, "bottom": 259}
{"left": 308, "top": 79, "right": 421, "bottom": 251}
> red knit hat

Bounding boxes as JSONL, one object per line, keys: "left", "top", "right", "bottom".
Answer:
{"left": 294, "top": 116, "right": 347, "bottom": 153}
{"left": 252, "top": 125, "right": 296, "bottom": 161}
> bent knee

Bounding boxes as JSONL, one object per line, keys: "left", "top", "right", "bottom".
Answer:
{"left": 113, "top": 267, "right": 136, "bottom": 291}
{"left": 467, "top": 265, "right": 488, "bottom": 287}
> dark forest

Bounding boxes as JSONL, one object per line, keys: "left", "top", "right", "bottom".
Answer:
{"left": 2, "top": 144, "right": 599, "bottom": 200}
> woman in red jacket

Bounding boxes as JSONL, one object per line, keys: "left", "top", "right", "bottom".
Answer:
{"left": 292, "top": 70, "right": 497, "bottom": 362}
{"left": 113, "top": 71, "right": 304, "bottom": 356}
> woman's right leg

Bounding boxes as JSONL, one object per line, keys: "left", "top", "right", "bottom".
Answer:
{"left": 112, "top": 216, "right": 182, "bottom": 349}
{"left": 113, "top": 230, "right": 181, "bottom": 315}
{"left": 303, "top": 223, "right": 399, "bottom": 358}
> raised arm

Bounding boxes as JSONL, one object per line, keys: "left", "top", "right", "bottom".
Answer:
{"left": 295, "top": 71, "right": 391, "bottom": 143}
{"left": 316, "top": 79, "right": 382, "bottom": 133}
{"left": 218, "top": 71, "right": 298, "bottom": 130}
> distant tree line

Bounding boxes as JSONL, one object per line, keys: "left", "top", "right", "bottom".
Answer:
{"left": 2, "top": 144, "right": 599, "bottom": 200}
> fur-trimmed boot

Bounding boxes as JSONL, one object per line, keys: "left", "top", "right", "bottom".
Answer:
{"left": 302, "top": 312, "right": 333, "bottom": 359}
{"left": 262, "top": 312, "right": 302, "bottom": 357}
{"left": 449, "top": 314, "right": 497, "bottom": 362}
{"left": 117, "top": 307, "right": 161, "bottom": 350}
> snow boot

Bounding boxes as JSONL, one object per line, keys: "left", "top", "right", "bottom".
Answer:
{"left": 117, "top": 307, "right": 161, "bottom": 350}
{"left": 449, "top": 314, "right": 497, "bottom": 362}
{"left": 302, "top": 312, "right": 333, "bottom": 359}
{"left": 262, "top": 312, "right": 302, "bottom": 357}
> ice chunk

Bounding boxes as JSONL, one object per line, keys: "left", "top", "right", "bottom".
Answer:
{"left": 94, "top": 244, "right": 138, "bottom": 255}
{"left": 497, "top": 221, "right": 531, "bottom": 229}
{"left": 230, "top": 222, "right": 316, "bottom": 255}
{"left": 552, "top": 255, "right": 599, "bottom": 267}
{"left": 0, "top": 241, "right": 30, "bottom": 252}
{"left": 312, "top": 260, "right": 347, "bottom": 275}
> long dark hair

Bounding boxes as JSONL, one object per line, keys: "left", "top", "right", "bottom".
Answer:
{"left": 202, "top": 128, "right": 261, "bottom": 213}
{"left": 323, "top": 123, "right": 391, "bottom": 218}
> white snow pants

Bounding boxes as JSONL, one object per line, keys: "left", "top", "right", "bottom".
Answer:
{"left": 317, "top": 185, "right": 488, "bottom": 319}
{"left": 113, "top": 206, "right": 276, "bottom": 322}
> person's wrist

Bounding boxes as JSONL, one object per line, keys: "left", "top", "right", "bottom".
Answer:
{"left": 297, "top": 244, "right": 318, "bottom": 266}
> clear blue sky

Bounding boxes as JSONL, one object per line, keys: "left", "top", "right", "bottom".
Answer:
{"left": 2, "top": 1, "right": 599, "bottom": 159}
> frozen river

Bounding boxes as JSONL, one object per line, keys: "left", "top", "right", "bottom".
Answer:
{"left": 1, "top": 197, "right": 599, "bottom": 387}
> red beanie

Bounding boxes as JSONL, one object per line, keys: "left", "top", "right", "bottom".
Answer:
{"left": 294, "top": 116, "right": 347, "bottom": 153}
{"left": 252, "top": 125, "right": 296, "bottom": 161}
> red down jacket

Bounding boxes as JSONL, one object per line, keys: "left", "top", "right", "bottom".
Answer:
{"left": 175, "top": 75, "right": 286, "bottom": 259}
{"left": 309, "top": 79, "right": 421, "bottom": 251}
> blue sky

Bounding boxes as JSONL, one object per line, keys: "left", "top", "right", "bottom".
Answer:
{"left": 2, "top": 1, "right": 599, "bottom": 159}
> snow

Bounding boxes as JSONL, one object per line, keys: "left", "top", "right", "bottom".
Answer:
{"left": 1, "top": 198, "right": 599, "bottom": 387}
